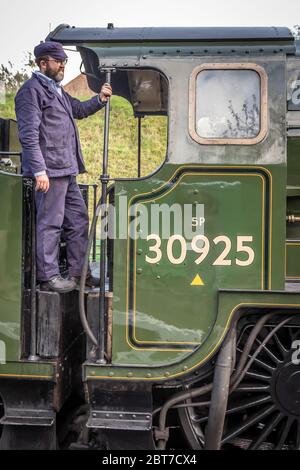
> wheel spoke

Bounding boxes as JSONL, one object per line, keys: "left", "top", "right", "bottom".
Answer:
{"left": 288, "top": 327, "right": 295, "bottom": 343}
{"left": 221, "top": 405, "right": 276, "bottom": 444}
{"left": 296, "top": 421, "right": 300, "bottom": 450}
{"left": 245, "top": 370, "right": 271, "bottom": 382}
{"left": 225, "top": 395, "right": 272, "bottom": 415}
{"left": 275, "top": 417, "right": 293, "bottom": 449}
{"left": 273, "top": 332, "right": 289, "bottom": 356}
{"left": 254, "top": 337, "right": 282, "bottom": 364}
{"left": 193, "top": 415, "right": 208, "bottom": 424}
{"left": 247, "top": 354, "right": 275, "bottom": 373}
{"left": 233, "top": 383, "right": 270, "bottom": 392}
{"left": 248, "top": 412, "right": 283, "bottom": 450}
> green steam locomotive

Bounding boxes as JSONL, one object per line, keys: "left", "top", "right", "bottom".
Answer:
{"left": 0, "top": 24, "right": 300, "bottom": 450}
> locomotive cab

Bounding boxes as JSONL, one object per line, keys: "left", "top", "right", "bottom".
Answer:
{"left": 1, "top": 25, "right": 300, "bottom": 450}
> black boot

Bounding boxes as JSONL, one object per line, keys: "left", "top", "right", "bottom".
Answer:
{"left": 70, "top": 273, "right": 100, "bottom": 288}
{"left": 86, "top": 272, "right": 100, "bottom": 287}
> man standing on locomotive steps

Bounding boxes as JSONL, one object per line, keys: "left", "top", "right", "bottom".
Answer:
{"left": 15, "top": 41, "right": 112, "bottom": 293}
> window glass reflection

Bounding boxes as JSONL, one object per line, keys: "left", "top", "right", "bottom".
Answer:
{"left": 196, "top": 70, "right": 261, "bottom": 139}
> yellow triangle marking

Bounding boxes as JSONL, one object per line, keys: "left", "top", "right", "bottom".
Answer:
{"left": 190, "top": 274, "right": 205, "bottom": 286}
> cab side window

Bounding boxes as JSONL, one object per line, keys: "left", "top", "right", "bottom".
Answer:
{"left": 189, "top": 64, "right": 268, "bottom": 145}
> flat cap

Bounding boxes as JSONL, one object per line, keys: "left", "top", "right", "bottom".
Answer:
{"left": 34, "top": 41, "right": 68, "bottom": 60}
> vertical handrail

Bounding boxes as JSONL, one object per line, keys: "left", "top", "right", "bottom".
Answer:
{"left": 92, "top": 184, "right": 97, "bottom": 263}
{"left": 98, "top": 69, "right": 112, "bottom": 363}
{"left": 137, "top": 116, "right": 142, "bottom": 178}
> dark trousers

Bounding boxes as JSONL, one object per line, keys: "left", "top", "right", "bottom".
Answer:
{"left": 35, "top": 176, "right": 89, "bottom": 282}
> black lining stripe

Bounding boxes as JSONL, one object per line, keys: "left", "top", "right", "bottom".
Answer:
{"left": 127, "top": 166, "right": 271, "bottom": 350}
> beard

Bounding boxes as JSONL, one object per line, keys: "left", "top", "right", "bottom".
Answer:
{"left": 45, "top": 66, "right": 64, "bottom": 83}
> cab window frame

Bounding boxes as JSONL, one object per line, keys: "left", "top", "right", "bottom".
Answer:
{"left": 188, "top": 63, "right": 268, "bottom": 145}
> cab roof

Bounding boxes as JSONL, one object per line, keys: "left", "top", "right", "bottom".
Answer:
{"left": 46, "top": 24, "right": 295, "bottom": 116}
{"left": 47, "top": 24, "right": 293, "bottom": 45}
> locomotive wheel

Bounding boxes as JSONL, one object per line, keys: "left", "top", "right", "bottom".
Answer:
{"left": 179, "top": 320, "right": 300, "bottom": 450}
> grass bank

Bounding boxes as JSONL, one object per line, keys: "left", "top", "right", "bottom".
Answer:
{"left": 0, "top": 93, "right": 167, "bottom": 183}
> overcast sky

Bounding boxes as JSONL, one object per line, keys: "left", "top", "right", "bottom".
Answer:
{"left": 0, "top": 0, "right": 299, "bottom": 84}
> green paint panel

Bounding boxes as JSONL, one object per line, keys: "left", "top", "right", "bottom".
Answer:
{"left": 287, "top": 137, "right": 300, "bottom": 187}
{"left": 0, "top": 171, "right": 23, "bottom": 363}
{"left": 0, "top": 360, "right": 55, "bottom": 380}
{"left": 85, "top": 289, "right": 300, "bottom": 382}
{"left": 134, "top": 172, "right": 263, "bottom": 343}
{"left": 286, "top": 242, "right": 300, "bottom": 280}
{"left": 110, "top": 163, "right": 286, "bottom": 369}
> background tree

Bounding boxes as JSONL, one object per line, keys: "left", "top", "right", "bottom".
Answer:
{"left": 0, "top": 52, "right": 35, "bottom": 93}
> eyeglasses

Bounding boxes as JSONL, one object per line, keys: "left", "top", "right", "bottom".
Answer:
{"left": 45, "top": 58, "right": 68, "bottom": 66}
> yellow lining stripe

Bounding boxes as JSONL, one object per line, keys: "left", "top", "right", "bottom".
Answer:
{"left": 124, "top": 165, "right": 271, "bottom": 351}
{"left": 133, "top": 173, "right": 264, "bottom": 344}
{"left": 0, "top": 373, "right": 53, "bottom": 379}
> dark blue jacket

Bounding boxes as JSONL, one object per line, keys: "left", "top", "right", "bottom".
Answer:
{"left": 15, "top": 74, "right": 104, "bottom": 177}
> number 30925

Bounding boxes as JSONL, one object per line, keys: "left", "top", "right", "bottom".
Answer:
{"left": 145, "top": 234, "right": 255, "bottom": 266}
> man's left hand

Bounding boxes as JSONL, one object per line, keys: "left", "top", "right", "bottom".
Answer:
{"left": 99, "top": 83, "right": 112, "bottom": 103}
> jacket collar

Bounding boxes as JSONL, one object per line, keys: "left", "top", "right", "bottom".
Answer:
{"left": 32, "top": 73, "right": 73, "bottom": 119}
